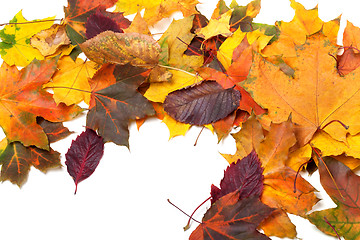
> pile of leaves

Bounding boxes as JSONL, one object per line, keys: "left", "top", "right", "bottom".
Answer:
{"left": 0, "top": 0, "right": 360, "bottom": 239}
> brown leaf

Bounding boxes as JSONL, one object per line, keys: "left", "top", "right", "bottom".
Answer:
{"left": 80, "top": 31, "right": 160, "bottom": 67}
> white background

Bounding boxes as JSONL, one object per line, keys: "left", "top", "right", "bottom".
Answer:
{"left": 0, "top": 0, "right": 357, "bottom": 239}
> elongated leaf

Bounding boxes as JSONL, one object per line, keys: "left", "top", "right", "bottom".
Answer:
{"left": 211, "top": 150, "right": 263, "bottom": 204}
{"left": 80, "top": 31, "right": 160, "bottom": 66}
{"left": 65, "top": 129, "right": 104, "bottom": 194}
{"left": 164, "top": 80, "right": 241, "bottom": 125}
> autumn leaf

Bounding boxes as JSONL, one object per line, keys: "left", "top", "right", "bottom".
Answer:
{"left": 163, "top": 80, "right": 241, "bottom": 125}
{"left": 0, "top": 11, "right": 54, "bottom": 66}
{"left": 0, "top": 119, "right": 69, "bottom": 187}
{"left": 86, "top": 64, "right": 155, "bottom": 147}
{"left": 336, "top": 47, "right": 360, "bottom": 76}
{"left": 63, "top": 0, "right": 117, "bottom": 44}
{"left": 80, "top": 31, "right": 160, "bottom": 67}
{"left": 65, "top": 129, "right": 104, "bottom": 194}
{"left": 0, "top": 141, "right": 61, "bottom": 187}
{"left": 229, "top": 0, "right": 261, "bottom": 32}
{"left": 0, "top": 57, "right": 81, "bottom": 150}
{"left": 307, "top": 157, "right": 360, "bottom": 239}
{"left": 85, "top": 10, "right": 130, "bottom": 39}
{"left": 242, "top": 33, "right": 360, "bottom": 146}
{"left": 115, "top": 0, "right": 199, "bottom": 26}
{"left": 30, "top": 24, "right": 71, "bottom": 56}
{"left": 44, "top": 56, "right": 97, "bottom": 106}
{"left": 343, "top": 20, "right": 360, "bottom": 49}
{"left": 189, "top": 192, "right": 274, "bottom": 240}
{"left": 210, "top": 150, "right": 263, "bottom": 204}
{"left": 196, "top": 10, "right": 233, "bottom": 41}
{"left": 37, "top": 117, "right": 73, "bottom": 143}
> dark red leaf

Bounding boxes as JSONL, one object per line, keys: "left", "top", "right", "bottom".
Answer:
{"left": 163, "top": 80, "right": 241, "bottom": 125}
{"left": 190, "top": 191, "right": 274, "bottom": 240}
{"left": 65, "top": 129, "right": 104, "bottom": 194}
{"left": 190, "top": 14, "right": 208, "bottom": 33}
{"left": 86, "top": 10, "right": 123, "bottom": 39}
{"left": 211, "top": 150, "right": 264, "bottom": 204}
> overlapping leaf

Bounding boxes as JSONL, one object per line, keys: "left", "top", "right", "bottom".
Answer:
{"left": 307, "top": 157, "right": 360, "bottom": 239}
{"left": 86, "top": 64, "right": 155, "bottom": 147}
{"left": 0, "top": 57, "right": 81, "bottom": 150}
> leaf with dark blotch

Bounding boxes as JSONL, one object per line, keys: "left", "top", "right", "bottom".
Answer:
{"left": 80, "top": 31, "right": 160, "bottom": 67}
{"left": 190, "top": 191, "right": 274, "bottom": 240}
{"left": 307, "top": 157, "right": 360, "bottom": 239}
{"left": 37, "top": 117, "right": 73, "bottom": 143}
{"left": 190, "top": 14, "right": 208, "bottom": 33}
{"left": 0, "top": 142, "right": 61, "bottom": 187}
{"left": 86, "top": 64, "right": 155, "bottom": 147}
{"left": 211, "top": 150, "right": 264, "bottom": 204}
{"left": 65, "top": 129, "right": 104, "bottom": 194}
{"left": 85, "top": 10, "right": 123, "bottom": 39}
{"left": 164, "top": 80, "right": 241, "bottom": 125}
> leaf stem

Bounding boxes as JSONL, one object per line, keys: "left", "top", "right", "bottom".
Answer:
{"left": 293, "top": 159, "right": 313, "bottom": 193}
{"left": 324, "top": 216, "right": 342, "bottom": 240}
{"left": 0, "top": 18, "right": 62, "bottom": 26}
{"left": 157, "top": 64, "right": 197, "bottom": 77}
{"left": 45, "top": 86, "right": 92, "bottom": 94}
{"left": 184, "top": 196, "right": 211, "bottom": 231}
{"left": 167, "top": 199, "right": 202, "bottom": 226}
{"left": 312, "top": 147, "right": 345, "bottom": 200}
{"left": 321, "top": 120, "right": 349, "bottom": 131}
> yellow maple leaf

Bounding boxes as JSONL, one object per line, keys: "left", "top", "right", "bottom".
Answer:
{"left": 115, "top": 0, "right": 198, "bottom": 26}
{"left": 196, "top": 10, "right": 233, "bottom": 41}
{"left": 0, "top": 11, "right": 54, "bottom": 67}
{"left": 44, "top": 56, "right": 97, "bottom": 106}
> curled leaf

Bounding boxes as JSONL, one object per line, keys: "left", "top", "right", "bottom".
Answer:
{"left": 80, "top": 31, "right": 160, "bottom": 67}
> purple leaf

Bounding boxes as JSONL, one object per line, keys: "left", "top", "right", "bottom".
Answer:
{"left": 65, "top": 129, "right": 104, "bottom": 194}
{"left": 164, "top": 80, "right": 241, "bottom": 125}
{"left": 85, "top": 10, "right": 123, "bottom": 39}
{"left": 211, "top": 151, "right": 264, "bottom": 204}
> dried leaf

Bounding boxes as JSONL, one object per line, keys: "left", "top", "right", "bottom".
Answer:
{"left": 80, "top": 31, "right": 160, "bottom": 67}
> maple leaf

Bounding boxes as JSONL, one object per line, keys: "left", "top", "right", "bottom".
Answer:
{"left": 196, "top": 10, "right": 233, "bottom": 41}
{"left": 86, "top": 64, "right": 155, "bottom": 147}
{"left": 63, "top": 0, "right": 117, "bottom": 45}
{"left": 307, "top": 157, "right": 360, "bottom": 240}
{"left": 262, "top": 0, "right": 339, "bottom": 59}
{"left": 242, "top": 33, "right": 360, "bottom": 146}
{"left": 124, "top": 11, "right": 151, "bottom": 35}
{"left": 223, "top": 117, "right": 318, "bottom": 238}
{"left": 80, "top": 31, "right": 160, "bottom": 67}
{"left": 30, "top": 24, "right": 71, "bottom": 57}
{"left": 343, "top": 20, "right": 360, "bottom": 49}
{"left": 0, "top": 141, "right": 61, "bottom": 187}
{"left": 0, "top": 57, "right": 81, "bottom": 150}
{"left": 0, "top": 119, "right": 70, "bottom": 187}
{"left": 210, "top": 150, "right": 263, "bottom": 204}
{"left": 0, "top": 11, "right": 54, "bottom": 67}
{"left": 44, "top": 56, "right": 97, "bottom": 106}
{"left": 189, "top": 191, "right": 274, "bottom": 240}
{"left": 115, "top": 0, "right": 199, "bottom": 26}
{"left": 229, "top": 0, "right": 261, "bottom": 32}
{"left": 65, "top": 129, "right": 104, "bottom": 194}
{"left": 163, "top": 80, "right": 241, "bottom": 125}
